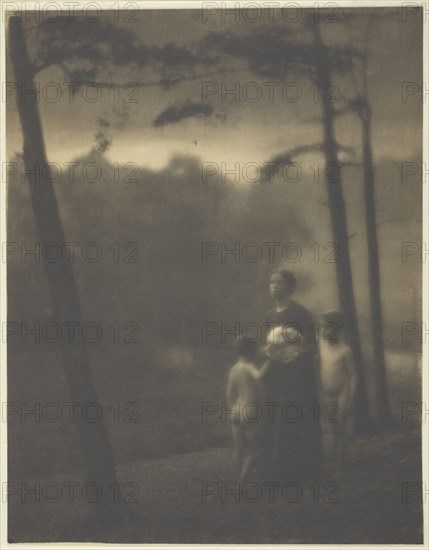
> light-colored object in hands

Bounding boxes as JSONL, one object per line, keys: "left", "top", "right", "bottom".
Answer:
{"left": 265, "top": 325, "right": 303, "bottom": 362}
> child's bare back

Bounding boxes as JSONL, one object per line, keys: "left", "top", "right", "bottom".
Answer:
{"left": 227, "top": 359, "right": 260, "bottom": 413}
{"left": 226, "top": 340, "right": 263, "bottom": 482}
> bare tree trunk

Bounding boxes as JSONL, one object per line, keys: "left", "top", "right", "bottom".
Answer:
{"left": 359, "top": 99, "right": 392, "bottom": 428}
{"left": 8, "top": 16, "right": 127, "bottom": 537}
{"left": 311, "top": 22, "right": 373, "bottom": 434}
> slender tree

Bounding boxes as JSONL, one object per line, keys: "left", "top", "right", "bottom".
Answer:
{"left": 359, "top": 89, "right": 392, "bottom": 429}
{"left": 342, "top": 17, "right": 393, "bottom": 428}
{"left": 8, "top": 15, "right": 124, "bottom": 537}
{"left": 7, "top": 13, "right": 226, "bottom": 538}
{"left": 307, "top": 17, "right": 373, "bottom": 433}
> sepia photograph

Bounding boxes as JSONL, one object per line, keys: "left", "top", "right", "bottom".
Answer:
{"left": 1, "top": 0, "right": 427, "bottom": 545}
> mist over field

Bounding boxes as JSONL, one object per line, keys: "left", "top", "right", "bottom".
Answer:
{"left": 7, "top": 149, "right": 422, "bottom": 461}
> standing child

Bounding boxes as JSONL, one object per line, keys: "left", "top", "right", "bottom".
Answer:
{"left": 319, "top": 310, "right": 357, "bottom": 465}
{"left": 227, "top": 339, "right": 263, "bottom": 483}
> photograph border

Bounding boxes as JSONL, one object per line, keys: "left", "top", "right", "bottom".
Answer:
{"left": 0, "top": 0, "right": 427, "bottom": 547}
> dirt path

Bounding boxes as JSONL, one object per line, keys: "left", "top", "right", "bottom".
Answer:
{"left": 9, "top": 429, "right": 422, "bottom": 543}
{"left": 114, "top": 429, "right": 422, "bottom": 543}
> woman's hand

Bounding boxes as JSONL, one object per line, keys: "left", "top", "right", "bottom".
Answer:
{"left": 281, "top": 346, "right": 301, "bottom": 363}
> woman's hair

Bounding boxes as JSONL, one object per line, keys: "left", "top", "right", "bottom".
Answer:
{"left": 272, "top": 269, "right": 297, "bottom": 292}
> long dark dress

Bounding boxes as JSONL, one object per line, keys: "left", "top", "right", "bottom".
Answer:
{"left": 261, "top": 300, "right": 322, "bottom": 483}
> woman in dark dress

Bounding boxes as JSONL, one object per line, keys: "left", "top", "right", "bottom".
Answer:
{"left": 259, "top": 269, "right": 323, "bottom": 484}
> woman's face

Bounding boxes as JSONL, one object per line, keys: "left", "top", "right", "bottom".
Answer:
{"left": 270, "top": 273, "right": 291, "bottom": 300}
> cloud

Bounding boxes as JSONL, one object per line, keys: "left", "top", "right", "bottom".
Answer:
{"left": 153, "top": 100, "right": 214, "bottom": 127}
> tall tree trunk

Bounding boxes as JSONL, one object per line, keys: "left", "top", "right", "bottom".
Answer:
{"left": 8, "top": 16, "right": 127, "bottom": 537}
{"left": 310, "top": 22, "right": 373, "bottom": 434}
{"left": 359, "top": 99, "right": 392, "bottom": 428}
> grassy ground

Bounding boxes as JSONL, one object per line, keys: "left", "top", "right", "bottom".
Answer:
{"left": 9, "top": 427, "right": 423, "bottom": 543}
{"left": 7, "top": 346, "right": 423, "bottom": 543}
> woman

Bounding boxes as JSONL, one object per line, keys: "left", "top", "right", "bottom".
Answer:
{"left": 258, "top": 269, "right": 323, "bottom": 483}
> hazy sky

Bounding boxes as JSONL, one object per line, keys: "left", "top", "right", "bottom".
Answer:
{"left": 6, "top": 7, "right": 423, "bottom": 170}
